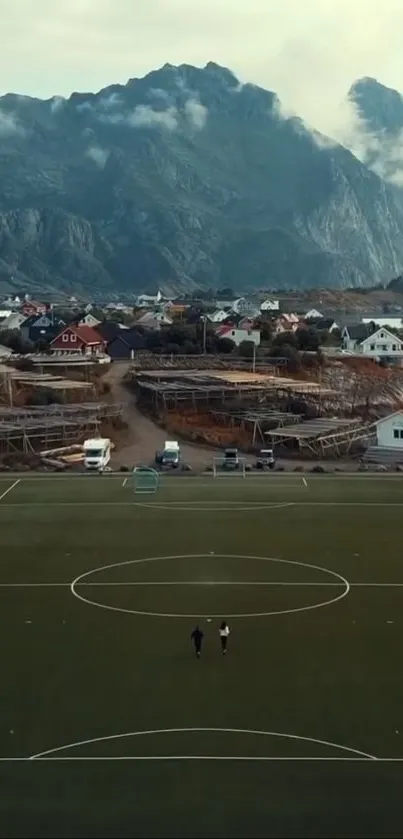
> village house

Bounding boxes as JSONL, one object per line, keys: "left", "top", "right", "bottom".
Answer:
{"left": 304, "top": 316, "right": 339, "bottom": 333}
{"left": 260, "top": 299, "right": 279, "bottom": 312}
{"left": 207, "top": 309, "right": 230, "bottom": 323}
{"left": 21, "top": 300, "right": 47, "bottom": 317}
{"left": 304, "top": 308, "right": 323, "bottom": 320}
{"left": 0, "top": 312, "right": 27, "bottom": 331}
{"left": 20, "top": 313, "right": 65, "bottom": 344}
{"left": 215, "top": 324, "right": 261, "bottom": 347}
{"left": 49, "top": 325, "right": 107, "bottom": 356}
{"left": 75, "top": 312, "right": 102, "bottom": 328}
{"left": 272, "top": 313, "right": 300, "bottom": 334}
{"left": 136, "top": 311, "right": 173, "bottom": 329}
{"left": 375, "top": 411, "right": 403, "bottom": 450}
{"left": 342, "top": 325, "right": 403, "bottom": 358}
{"left": 106, "top": 327, "right": 146, "bottom": 360}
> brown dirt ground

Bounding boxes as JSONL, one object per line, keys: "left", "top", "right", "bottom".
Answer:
{"left": 104, "top": 362, "right": 227, "bottom": 469}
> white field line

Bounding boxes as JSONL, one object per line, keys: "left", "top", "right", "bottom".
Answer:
{"left": 0, "top": 581, "right": 403, "bottom": 588}
{"left": 2, "top": 500, "right": 403, "bottom": 508}
{"left": 2, "top": 755, "right": 403, "bottom": 762}
{"left": 0, "top": 479, "right": 20, "bottom": 503}
{"left": 1, "top": 473, "right": 403, "bottom": 483}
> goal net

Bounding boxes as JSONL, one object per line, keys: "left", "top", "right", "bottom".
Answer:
{"left": 132, "top": 466, "right": 160, "bottom": 495}
{"left": 212, "top": 457, "right": 247, "bottom": 478}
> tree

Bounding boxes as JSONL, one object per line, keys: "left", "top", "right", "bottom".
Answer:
{"left": 296, "top": 327, "right": 320, "bottom": 351}
{"left": 216, "top": 337, "right": 235, "bottom": 354}
{"left": 271, "top": 331, "right": 299, "bottom": 349}
{"left": 238, "top": 340, "right": 256, "bottom": 359}
{"left": 0, "top": 329, "right": 34, "bottom": 354}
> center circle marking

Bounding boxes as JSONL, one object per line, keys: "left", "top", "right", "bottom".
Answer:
{"left": 70, "top": 554, "right": 350, "bottom": 619}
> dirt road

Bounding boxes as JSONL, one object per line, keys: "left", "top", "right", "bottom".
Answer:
{"left": 104, "top": 362, "right": 222, "bottom": 469}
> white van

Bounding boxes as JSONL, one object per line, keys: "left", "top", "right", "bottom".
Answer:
{"left": 83, "top": 438, "right": 111, "bottom": 471}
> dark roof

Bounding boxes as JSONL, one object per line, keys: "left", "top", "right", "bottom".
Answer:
{"left": 110, "top": 327, "right": 145, "bottom": 350}
{"left": 344, "top": 323, "right": 372, "bottom": 340}
{"left": 305, "top": 317, "right": 337, "bottom": 330}
{"left": 96, "top": 320, "right": 122, "bottom": 341}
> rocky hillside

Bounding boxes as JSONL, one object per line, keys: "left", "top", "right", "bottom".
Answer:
{"left": 1, "top": 62, "right": 403, "bottom": 295}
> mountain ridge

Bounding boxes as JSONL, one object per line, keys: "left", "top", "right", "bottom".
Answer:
{"left": 1, "top": 63, "right": 403, "bottom": 296}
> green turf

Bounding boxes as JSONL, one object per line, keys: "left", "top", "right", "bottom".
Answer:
{"left": 1, "top": 473, "right": 403, "bottom": 837}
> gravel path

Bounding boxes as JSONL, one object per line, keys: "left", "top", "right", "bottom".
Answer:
{"left": 105, "top": 362, "right": 224, "bottom": 470}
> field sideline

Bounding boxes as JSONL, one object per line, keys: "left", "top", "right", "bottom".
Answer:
{"left": 1, "top": 473, "right": 403, "bottom": 837}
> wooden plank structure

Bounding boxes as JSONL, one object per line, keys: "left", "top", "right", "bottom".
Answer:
{"left": 0, "top": 402, "right": 124, "bottom": 454}
{"left": 266, "top": 417, "right": 377, "bottom": 458}
{"left": 210, "top": 409, "right": 303, "bottom": 444}
{"left": 133, "top": 369, "right": 335, "bottom": 413}
{"left": 135, "top": 376, "right": 267, "bottom": 411}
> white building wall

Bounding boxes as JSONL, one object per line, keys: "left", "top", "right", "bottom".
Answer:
{"left": 362, "top": 317, "right": 403, "bottom": 329}
{"left": 343, "top": 338, "right": 357, "bottom": 352}
{"left": 377, "top": 413, "right": 403, "bottom": 448}
{"left": 224, "top": 328, "right": 261, "bottom": 347}
{"left": 360, "top": 335, "right": 403, "bottom": 357}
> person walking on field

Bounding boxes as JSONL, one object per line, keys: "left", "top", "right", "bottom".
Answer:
{"left": 219, "top": 621, "right": 230, "bottom": 654}
{"left": 191, "top": 625, "right": 204, "bottom": 658}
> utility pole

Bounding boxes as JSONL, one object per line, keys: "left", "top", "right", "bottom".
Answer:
{"left": 202, "top": 316, "right": 207, "bottom": 354}
{"left": 252, "top": 341, "right": 256, "bottom": 374}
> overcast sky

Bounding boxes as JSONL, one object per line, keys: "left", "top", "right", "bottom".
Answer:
{"left": 2, "top": 0, "right": 403, "bottom": 138}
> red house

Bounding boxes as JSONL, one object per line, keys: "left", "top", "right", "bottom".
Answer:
{"left": 50, "top": 325, "right": 107, "bottom": 356}
{"left": 21, "top": 300, "right": 47, "bottom": 317}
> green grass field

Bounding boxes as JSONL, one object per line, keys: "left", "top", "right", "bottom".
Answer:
{"left": 1, "top": 472, "right": 403, "bottom": 837}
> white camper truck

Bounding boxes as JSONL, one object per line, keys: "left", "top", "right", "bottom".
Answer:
{"left": 83, "top": 438, "right": 111, "bottom": 472}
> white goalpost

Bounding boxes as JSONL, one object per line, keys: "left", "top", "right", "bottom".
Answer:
{"left": 212, "top": 457, "right": 247, "bottom": 478}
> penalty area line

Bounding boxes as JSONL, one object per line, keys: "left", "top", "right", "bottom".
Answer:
{"left": 0, "top": 479, "right": 20, "bottom": 503}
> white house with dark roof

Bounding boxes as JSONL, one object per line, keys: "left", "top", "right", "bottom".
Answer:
{"left": 260, "top": 298, "right": 279, "bottom": 312}
{"left": 342, "top": 325, "right": 403, "bottom": 357}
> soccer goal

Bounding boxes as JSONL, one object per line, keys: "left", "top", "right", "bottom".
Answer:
{"left": 132, "top": 466, "right": 160, "bottom": 495}
{"left": 212, "top": 457, "right": 247, "bottom": 478}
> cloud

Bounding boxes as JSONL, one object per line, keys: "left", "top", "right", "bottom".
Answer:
{"left": 0, "top": 109, "right": 25, "bottom": 137}
{"left": 99, "top": 92, "right": 122, "bottom": 110}
{"left": 184, "top": 97, "right": 207, "bottom": 129}
{"left": 128, "top": 104, "right": 178, "bottom": 130}
{"left": 148, "top": 88, "right": 171, "bottom": 101}
{"left": 49, "top": 95, "right": 65, "bottom": 113}
{"left": 76, "top": 100, "right": 93, "bottom": 113}
{"left": 85, "top": 145, "right": 109, "bottom": 167}
{"left": 353, "top": 128, "right": 403, "bottom": 185}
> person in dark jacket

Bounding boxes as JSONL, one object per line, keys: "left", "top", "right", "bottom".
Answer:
{"left": 191, "top": 625, "right": 204, "bottom": 658}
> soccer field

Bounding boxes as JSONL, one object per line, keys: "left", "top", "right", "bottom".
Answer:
{"left": 1, "top": 472, "right": 403, "bottom": 837}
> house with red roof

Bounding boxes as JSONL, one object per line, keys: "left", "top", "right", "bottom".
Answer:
{"left": 49, "top": 325, "right": 107, "bottom": 356}
{"left": 21, "top": 300, "right": 47, "bottom": 317}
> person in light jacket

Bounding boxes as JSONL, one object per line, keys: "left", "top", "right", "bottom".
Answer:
{"left": 219, "top": 621, "right": 230, "bottom": 655}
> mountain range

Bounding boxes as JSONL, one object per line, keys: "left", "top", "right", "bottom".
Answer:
{"left": 1, "top": 62, "right": 403, "bottom": 296}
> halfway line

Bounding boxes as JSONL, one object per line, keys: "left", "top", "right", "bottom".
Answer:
{"left": 1, "top": 581, "right": 403, "bottom": 588}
